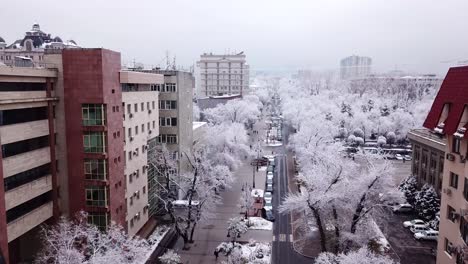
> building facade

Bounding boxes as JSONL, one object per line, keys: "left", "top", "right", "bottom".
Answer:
{"left": 197, "top": 52, "right": 249, "bottom": 97}
{"left": 340, "top": 55, "right": 372, "bottom": 80}
{"left": 422, "top": 66, "right": 468, "bottom": 264}
{"left": 408, "top": 128, "right": 446, "bottom": 194}
{"left": 0, "top": 23, "right": 79, "bottom": 67}
{"left": 120, "top": 71, "right": 161, "bottom": 235}
{"left": 0, "top": 66, "right": 59, "bottom": 263}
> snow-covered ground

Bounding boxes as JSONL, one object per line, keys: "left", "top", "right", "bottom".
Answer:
{"left": 258, "top": 166, "right": 267, "bottom": 171}
{"left": 265, "top": 140, "right": 283, "bottom": 147}
{"left": 217, "top": 241, "right": 272, "bottom": 263}
{"left": 247, "top": 217, "right": 273, "bottom": 230}
{"left": 143, "top": 225, "right": 170, "bottom": 262}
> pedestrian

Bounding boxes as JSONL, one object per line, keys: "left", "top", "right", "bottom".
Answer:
{"left": 214, "top": 249, "right": 219, "bottom": 260}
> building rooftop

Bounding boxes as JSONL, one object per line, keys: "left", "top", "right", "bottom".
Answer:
{"left": 408, "top": 129, "right": 446, "bottom": 152}
{"left": 423, "top": 65, "right": 468, "bottom": 138}
{"left": 193, "top": 121, "right": 207, "bottom": 131}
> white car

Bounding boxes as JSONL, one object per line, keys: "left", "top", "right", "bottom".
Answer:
{"left": 264, "top": 192, "right": 272, "bottom": 203}
{"left": 404, "top": 155, "right": 412, "bottom": 161}
{"left": 267, "top": 172, "right": 274, "bottom": 180}
{"left": 395, "top": 154, "right": 404, "bottom": 160}
{"left": 414, "top": 230, "right": 439, "bottom": 241}
{"left": 393, "top": 203, "right": 413, "bottom": 213}
{"left": 403, "top": 219, "right": 427, "bottom": 228}
{"left": 264, "top": 201, "right": 273, "bottom": 211}
{"left": 410, "top": 224, "right": 430, "bottom": 234}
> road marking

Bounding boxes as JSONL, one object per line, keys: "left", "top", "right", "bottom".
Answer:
{"left": 272, "top": 235, "right": 275, "bottom": 241}
{"left": 279, "top": 234, "right": 287, "bottom": 242}
{"left": 289, "top": 234, "right": 293, "bottom": 242}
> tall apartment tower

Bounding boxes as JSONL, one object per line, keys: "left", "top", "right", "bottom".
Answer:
{"left": 340, "top": 55, "right": 372, "bottom": 80}
{"left": 197, "top": 52, "right": 249, "bottom": 97}
{"left": 142, "top": 69, "right": 194, "bottom": 215}
{"left": 422, "top": 66, "right": 468, "bottom": 264}
{"left": 0, "top": 66, "right": 59, "bottom": 263}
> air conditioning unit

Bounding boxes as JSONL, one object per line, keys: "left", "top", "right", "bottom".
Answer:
{"left": 149, "top": 130, "right": 152, "bottom": 134}
{"left": 129, "top": 113, "right": 134, "bottom": 118}
{"left": 447, "top": 153, "right": 456, "bottom": 161}
{"left": 145, "top": 165, "right": 150, "bottom": 169}
{"left": 443, "top": 188, "right": 453, "bottom": 195}
{"left": 144, "top": 145, "right": 148, "bottom": 150}
{"left": 133, "top": 151, "right": 138, "bottom": 155}
{"left": 130, "top": 137, "right": 134, "bottom": 142}
{"left": 148, "top": 110, "right": 152, "bottom": 114}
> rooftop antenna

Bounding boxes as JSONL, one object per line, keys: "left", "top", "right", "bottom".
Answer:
{"left": 172, "top": 55, "right": 176, "bottom": 70}
{"left": 165, "top": 51, "right": 170, "bottom": 70}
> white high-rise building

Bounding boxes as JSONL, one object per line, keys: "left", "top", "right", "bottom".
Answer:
{"left": 340, "top": 55, "right": 372, "bottom": 80}
{"left": 197, "top": 52, "right": 249, "bottom": 97}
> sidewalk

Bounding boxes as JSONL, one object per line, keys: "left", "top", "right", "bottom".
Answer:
{"left": 175, "top": 120, "right": 272, "bottom": 264}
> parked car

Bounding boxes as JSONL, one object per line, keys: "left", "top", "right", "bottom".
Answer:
{"left": 265, "top": 210, "right": 275, "bottom": 222}
{"left": 267, "top": 165, "right": 274, "bottom": 173}
{"left": 264, "top": 201, "right": 273, "bottom": 211}
{"left": 404, "top": 155, "right": 412, "bottom": 161}
{"left": 393, "top": 203, "right": 413, "bottom": 213}
{"left": 414, "top": 230, "right": 438, "bottom": 241}
{"left": 268, "top": 158, "right": 275, "bottom": 167}
{"left": 264, "top": 192, "right": 272, "bottom": 203}
{"left": 266, "top": 184, "right": 273, "bottom": 192}
{"left": 403, "top": 219, "right": 427, "bottom": 228}
{"left": 410, "top": 224, "right": 431, "bottom": 234}
{"left": 395, "top": 154, "right": 404, "bottom": 160}
{"left": 267, "top": 172, "right": 274, "bottom": 180}
{"left": 266, "top": 178, "right": 273, "bottom": 185}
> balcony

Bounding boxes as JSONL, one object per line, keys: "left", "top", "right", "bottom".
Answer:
{"left": 0, "top": 119, "right": 50, "bottom": 145}
{"left": 7, "top": 201, "right": 53, "bottom": 242}
{"left": 5, "top": 175, "right": 52, "bottom": 210}
{"left": 2, "top": 147, "right": 51, "bottom": 177}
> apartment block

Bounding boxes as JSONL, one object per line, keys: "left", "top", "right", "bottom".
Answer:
{"left": 422, "top": 66, "right": 468, "bottom": 264}
{"left": 340, "top": 55, "right": 372, "bottom": 80}
{"left": 120, "top": 71, "right": 161, "bottom": 235}
{"left": 408, "top": 128, "right": 446, "bottom": 194}
{"left": 0, "top": 66, "right": 59, "bottom": 263}
{"left": 142, "top": 69, "right": 194, "bottom": 215}
{"left": 197, "top": 52, "right": 249, "bottom": 97}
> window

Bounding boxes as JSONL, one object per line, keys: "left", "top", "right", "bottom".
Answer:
{"left": 143, "top": 186, "right": 146, "bottom": 194}
{"left": 447, "top": 205, "right": 457, "bottom": 222}
{"left": 159, "top": 100, "right": 177, "bottom": 110}
{"left": 464, "top": 178, "right": 468, "bottom": 201}
{"left": 82, "top": 104, "right": 105, "bottom": 126}
{"left": 87, "top": 212, "right": 108, "bottom": 231}
{"left": 141, "top": 124, "right": 145, "bottom": 132}
{"left": 0, "top": 107, "right": 47, "bottom": 126}
{"left": 135, "top": 126, "right": 138, "bottom": 135}
{"left": 2, "top": 135, "right": 49, "bottom": 158}
{"left": 450, "top": 172, "right": 459, "bottom": 189}
{"left": 0, "top": 82, "right": 45, "bottom": 92}
{"left": 128, "top": 127, "right": 132, "bottom": 138}
{"left": 460, "top": 216, "right": 468, "bottom": 244}
{"left": 4, "top": 163, "right": 51, "bottom": 191}
{"left": 453, "top": 137, "right": 461, "bottom": 153}
{"left": 141, "top": 102, "right": 144, "bottom": 111}
{"left": 150, "top": 83, "right": 177, "bottom": 92}
{"left": 134, "top": 103, "right": 138, "bottom": 112}
{"left": 85, "top": 186, "right": 107, "bottom": 207}
{"left": 152, "top": 101, "right": 155, "bottom": 109}
{"left": 156, "top": 134, "right": 178, "bottom": 144}
{"left": 6, "top": 191, "right": 51, "bottom": 223}
{"left": 128, "top": 151, "right": 132, "bottom": 160}
{"left": 127, "top": 104, "right": 131, "bottom": 114}
{"left": 83, "top": 132, "right": 106, "bottom": 153}
{"left": 147, "top": 102, "right": 150, "bottom": 110}
{"left": 84, "top": 159, "right": 107, "bottom": 180}
{"left": 159, "top": 117, "right": 177, "bottom": 127}
{"left": 445, "top": 238, "right": 453, "bottom": 255}
{"left": 152, "top": 121, "right": 156, "bottom": 129}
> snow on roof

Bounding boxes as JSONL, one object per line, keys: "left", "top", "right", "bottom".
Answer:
{"left": 251, "top": 189, "right": 264, "bottom": 198}
{"left": 172, "top": 200, "right": 200, "bottom": 206}
{"left": 209, "top": 93, "right": 241, "bottom": 99}
{"left": 193, "top": 121, "right": 207, "bottom": 130}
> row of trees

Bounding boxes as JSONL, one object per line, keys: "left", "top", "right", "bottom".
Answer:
{"left": 276, "top": 76, "right": 402, "bottom": 261}
{"left": 399, "top": 176, "right": 440, "bottom": 222}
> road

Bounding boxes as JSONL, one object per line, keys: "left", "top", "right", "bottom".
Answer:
{"left": 270, "top": 122, "right": 313, "bottom": 264}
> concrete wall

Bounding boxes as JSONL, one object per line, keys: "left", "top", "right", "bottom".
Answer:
{"left": 2, "top": 147, "right": 51, "bottom": 178}
{"left": 6, "top": 202, "right": 53, "bottom": 243}
{"left": 120, "top": 71, "right": 164, "bottom": 84}
{"left": 0, "top": 119, "right": 50, "bottom": 145}
{"left": 5, "top": 175, "right": 52, "bottom": 210}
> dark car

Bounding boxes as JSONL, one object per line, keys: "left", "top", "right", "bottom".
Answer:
{"left": 265, "top": 210, "right": 275, "bottom": 222}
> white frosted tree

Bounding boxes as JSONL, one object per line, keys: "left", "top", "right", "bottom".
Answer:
{"left": 315, "top": 247, "right": 397, "bottom": 264}
{"left": 159, "top": 250, "right": 181, "bottom": 264}
{"left": 35, "top": 212, "right": 150, "bottom": 264}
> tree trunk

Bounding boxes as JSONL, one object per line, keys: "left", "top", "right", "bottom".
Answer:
{"left": 311, "top": 207, "right": 327, "bottom": 252}
{"left": 189, "top": 222, "right": 197, "bottom": 243}
{"left": 350, "top": 176, "right": 380, "bottom": 233}
{"left": 332, "top": 205, "right": 340, "bottom": 253}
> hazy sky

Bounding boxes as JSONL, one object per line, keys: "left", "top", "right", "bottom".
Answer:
{"left": 2, "top": 0, "right": 468, "bottom": 74}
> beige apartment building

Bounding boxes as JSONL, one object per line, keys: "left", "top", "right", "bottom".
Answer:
{"left": 408, "top": 128, "right": 446, "bottom": 194}
{"left": 197, "top": 52, "right": 249, "bottom": 97}
{"left": 120, "top": 71, "right": 161, "bottom": 236}
{"left": 0, "top": 66, "right": 59, "bottom": 263}
{"left": 422, "top": 65, "right": 468, "bottom": 264}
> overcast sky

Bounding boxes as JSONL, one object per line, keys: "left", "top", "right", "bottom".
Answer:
{"left": 2, "top": 0, "right": 468, "bottom": 74}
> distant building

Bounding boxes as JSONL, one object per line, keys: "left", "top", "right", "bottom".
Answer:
{"left": 340, "top": 55, "right": 372, "bottom": 80}
{"left": 408, "top": 128, "right": 446, "bottom": 194}
{"left": 197, "top": 94, "right": 242, "bottom": 112}
{"left": 197, "top": 52, "right": 249, "bottom": 97}
{"left": 0, "top": 23, "right": 79, "bottom": 67}
{"left": 422, "top": 66, "right": 468, "bottom": 264}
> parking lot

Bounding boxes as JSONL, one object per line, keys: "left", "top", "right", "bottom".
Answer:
{"left": 379, "top": 210, "right": 437, "bottom": 264}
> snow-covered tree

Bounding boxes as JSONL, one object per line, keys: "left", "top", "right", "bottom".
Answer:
{"left": 35, "top": 212, "right": 150, "bottom": 264}
{"left": 315, "top": 246, "right": 397, "bottom": 264}
{"left": 377, "top": 136, "right": 387, "bottom": 147}
{"left": 239, "top": 186, "right": 254, "bottom": 219}
{"left": 398, "top": 176, "right": 417, "bottom": 205}
{"left": 226, "top": 217, "right": 248, "bottom": 243}
{"left": 386, "top": 132, "right": 396, "bottom": 145}
{"left": 414, "top": 184, "right": 440, "bottom": 221}
{"left": 159, "top": 250, "right": 181, "bottom": 264}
